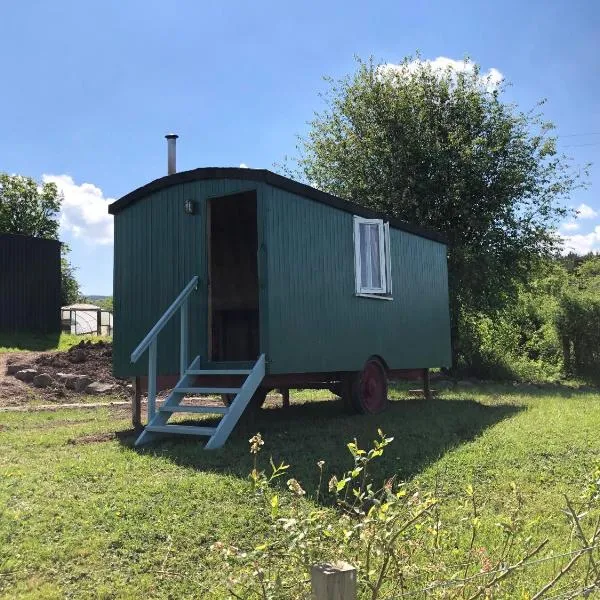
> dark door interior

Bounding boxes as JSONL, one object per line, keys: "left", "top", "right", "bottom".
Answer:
{"left": 209, "top": 191, "right": 259, "bottom": 361}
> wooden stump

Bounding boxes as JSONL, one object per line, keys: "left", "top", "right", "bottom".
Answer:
{"left": 311, "top": 561, "right": 356, "bottom": 600}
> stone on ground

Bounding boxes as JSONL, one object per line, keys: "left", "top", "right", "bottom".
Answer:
{"left": 7, "top": 363, "right": 33, "bottom": 376}
{"left": 33, "top": 373, "right": 54, "bottom": 388}
{"left": 73, "top": 376, "right": 94, "bottom": 392}
{"left": 68, "top": 349, "right": 87, "bottom": 364}
{"left": 15, "top": 369, "right": 38, "bottom": 382}
{"left": 85, "top": 382, "right": 116, "bottom": 395}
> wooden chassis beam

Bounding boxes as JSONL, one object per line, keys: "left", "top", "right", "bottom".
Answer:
{"left": 134, "top": 368, "right": 431, "bottom": 394}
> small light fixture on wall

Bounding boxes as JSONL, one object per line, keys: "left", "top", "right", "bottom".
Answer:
{"left": 184, "top": 199, "right": 195, "bottom": 215}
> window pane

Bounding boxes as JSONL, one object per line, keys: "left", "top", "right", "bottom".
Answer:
{"left": 368, "top": 224, "right": 382, "bottom": 289}
{"left": 356, "top": 220, "right": 386, "bottom": 292}
{"left": 359, "top": 223, "right": 369, "bottom": 288}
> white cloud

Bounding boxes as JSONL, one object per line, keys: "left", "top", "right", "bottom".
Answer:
{"left": 239, "top": 163, "right": 249, "bottom": 169}
{"left": 562, "top": 226, "right": 600, "bottom": 254}
{"left": 378, "top": 56, "right": 504, "bottom": 92}
{"left": 42, "top": 174, "right": 114, "bottom": 245}
{"left": 575, "top": 203, "right": 598, "bottom": 219}
{"left": 561, "top": 221, "right": 580, "bottom": 232}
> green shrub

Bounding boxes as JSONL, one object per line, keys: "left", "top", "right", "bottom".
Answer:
{"left": 217, "top": 433, "right": 600, "bottom": 599}
{"left": 455, "top": 305, "right": 563, "bottom": 382}
{"left": 557, "top": 292, "right": 600, "bottom": 382}
{"left": 455, "top": 261, "right": 571, "bottom": 382}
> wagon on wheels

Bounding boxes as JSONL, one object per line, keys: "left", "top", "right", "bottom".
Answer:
{"left": 109, "top": 135, "right": 451, "bottom": 449}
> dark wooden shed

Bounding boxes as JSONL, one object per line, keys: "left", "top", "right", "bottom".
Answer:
{"left": 109, "top": 142, "right": 451, "bottom": 449}
{"left": 0, "top": 233, "right": 61, "bottom": 334}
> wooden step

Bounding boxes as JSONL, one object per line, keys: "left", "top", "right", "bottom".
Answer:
{"left": 174, "top": 387, "right": 241, "bottom": 395}
{"left": 186, "top": 369, "right": 251, "bottom": 375}
{"left": 202, "top": 360, "right": 255, "bottom": 370}
{"left": 145, "top": 424, "right": 216, "bottom": 436}
{"left": 160, "top": 405, "right": 228, "bottom": 415}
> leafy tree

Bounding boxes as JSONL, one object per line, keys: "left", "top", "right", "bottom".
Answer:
{"left": 572, "top": 254, "right": 600, "bottom": 292}
{"left": 61, "top": 246, "right": 81, "bottom": 305}
{"left": 95, "top": 297, "right": 113, "bottom": 312}
{"left": 558, "top": 251, "right": 600, "bottom": 275}
{"left": 0, "top": 172, "right": 81, "bottom": 305}
{"left": 290, "top": 56, "right": 586, "bottom": 366}
{"left": 0, "top": 173, "right": 61, "bottom": 238}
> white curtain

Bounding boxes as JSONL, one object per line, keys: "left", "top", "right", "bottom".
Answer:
{"left": 359, "top": 223, "right": 382, "bottom": 289}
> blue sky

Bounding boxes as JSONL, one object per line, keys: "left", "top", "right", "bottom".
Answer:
{"left": 1, "top": 0, "right": 598, "bottom": 295}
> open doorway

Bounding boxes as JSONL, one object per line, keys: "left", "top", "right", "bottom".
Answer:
{"left": 208, "top": 191, "right": 259, "bottom": 362}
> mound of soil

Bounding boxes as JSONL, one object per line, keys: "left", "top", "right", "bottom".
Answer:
{"left": 3, "top": 340, "right": 130, "bottom": 405}
{"left": 37, "top": 340, "right": 118, "bottom": 380}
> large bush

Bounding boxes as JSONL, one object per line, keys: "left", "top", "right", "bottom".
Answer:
{"left": 455, "top": 256, "right": 600, "bottom": 384}
{"left": 455, "top": 263, "right": 565, "bottom": 381}
{"left": 557, "top": 292, "right": 600, "bottom": 381}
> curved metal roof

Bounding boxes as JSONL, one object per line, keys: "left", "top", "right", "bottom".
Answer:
{"left": 108, "top": 167, "right": 446, "bottom": 244}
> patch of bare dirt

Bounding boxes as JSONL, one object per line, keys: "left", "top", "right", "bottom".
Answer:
{"left": 2, "top": 341, "right": 130, "bottom": 407}
{"left": 0, "top": 402, "right": 131, "bottom": 413}
{"left": 67, "top": 432, "right": 117, "bottom": 445}
{"left": 67, "top": 428, "right": 137, "bottom": 445}
{"left": 0, "top": 353, "right": 37, "bottom": 407}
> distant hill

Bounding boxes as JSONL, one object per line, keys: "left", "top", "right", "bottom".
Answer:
{"left": 86, "top": 295, "right": 111, "bottom": 301}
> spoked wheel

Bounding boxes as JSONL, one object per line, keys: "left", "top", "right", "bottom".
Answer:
{"left": 350, "top": 357, "right": 389, "bottom": 414}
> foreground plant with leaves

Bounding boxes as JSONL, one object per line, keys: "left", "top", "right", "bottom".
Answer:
{"left": 215, "top": 432, "right": 600, "bottom": 599}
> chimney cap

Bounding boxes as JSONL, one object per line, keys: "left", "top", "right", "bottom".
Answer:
{"left": 165, "top": 133, "right": 179, "bottom": 140}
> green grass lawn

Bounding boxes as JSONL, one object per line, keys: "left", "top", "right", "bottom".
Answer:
{"left": 0, "top": 332, "right": 112, "bottom": 353}
{"left": 1, "top": 385, "right": 599, "bottom": 598}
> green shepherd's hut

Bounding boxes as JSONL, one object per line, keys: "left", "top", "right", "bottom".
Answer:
{"left": 108, "top": 134, "right": 451, "bottom": 449}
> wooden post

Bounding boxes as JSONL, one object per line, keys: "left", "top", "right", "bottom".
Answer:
{"left": 281, "top": 388, "right": 290, "bottom": 409}
{"left": 132, "top": 376, "right": 142, "bottom": 432}
{"left": 180, "top": 297, "right": 189, "bottom": 378}
{"left": 423, "top": 368, "right": 431, "bottom": 400}
{"left": 96, "top": 309, "right": 102, "bottom": 335}
{"left": 311, "top": 561, "right": 356, "bottom": 600}
{"left": 147, "top": 339, "right": 157, "bottom": 421}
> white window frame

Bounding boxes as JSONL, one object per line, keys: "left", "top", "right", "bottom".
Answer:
{"left": 353, "top": 216, "right": 392, "bottom": 299}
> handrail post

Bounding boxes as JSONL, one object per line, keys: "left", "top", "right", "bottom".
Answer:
{"left": 148, "top": 339, "right": 157, "bottom": 421}
{"left": 180, "top": 298, "right": 189, "bottom": 378}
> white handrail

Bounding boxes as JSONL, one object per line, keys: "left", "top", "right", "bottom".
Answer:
{"left": 130, "top": 275, "right": 199, "bottom": 424}
{"left": 130, "top": 275, "right": 199, "bottom": 363}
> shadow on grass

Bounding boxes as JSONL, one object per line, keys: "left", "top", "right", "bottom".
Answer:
{"left": 0, "top": 331, "right": 61, "bottom": 352}
{"left": 119, "top": 397, "right": 523, "bottom": 493}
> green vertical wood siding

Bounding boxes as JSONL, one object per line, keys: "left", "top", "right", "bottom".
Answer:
{"left": 112, "top": 180, "right": 261, "bottom": 378}
{"left": 112, "top": 176, "right": 451, "bottom": 378}
{"left": 262, "top": 187, "right": 451, "bottom": 373}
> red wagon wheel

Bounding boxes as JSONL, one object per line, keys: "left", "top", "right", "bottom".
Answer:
{"left": 350, "top": 357, "right": 389, "bottom": 414}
